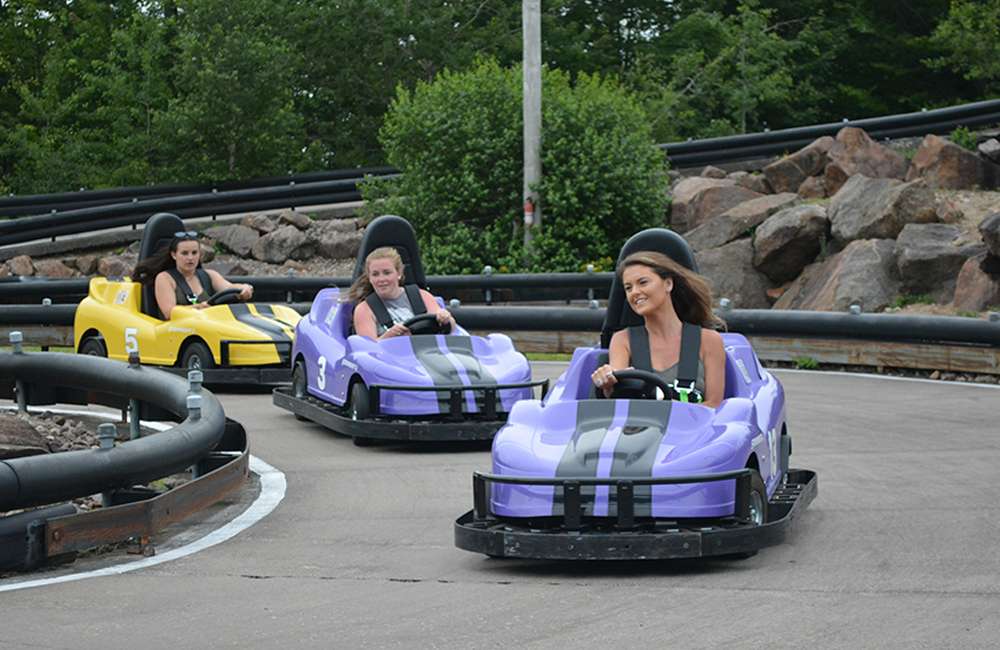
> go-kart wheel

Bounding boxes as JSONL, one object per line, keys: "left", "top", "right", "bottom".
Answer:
{"left": 402, "top": 312, "right": 447, "bottom": 336}
{"left": 608, "top": 369, "right": 672, "bottom": 400}
{"left": 291, "top": 359, "right": 308, "bottom": 421}
{"left": 731, "top": 469, "right": 769, "bottom": 559}
{"left": 79, "top": 337, "right": 107, "bottom": 357}
{"left": 206, "top": 287, "right": 242, "bottom": 305}
{"left": 349, "top": 382, "right": 370, "bottom": 421}
{"left": 181, "top": 340, "right": 215, "bottom": 370}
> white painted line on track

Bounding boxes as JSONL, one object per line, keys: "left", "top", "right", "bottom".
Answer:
{"left": 0, "top": 408, "right": 287, "bottom": 593}
{"left": 771, "top": 367, "right": 1000, "bottom": 389}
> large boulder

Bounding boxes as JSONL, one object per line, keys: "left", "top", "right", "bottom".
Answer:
{"left": 311, "top": 221, "right": 364, "bottom": 259}
{"left": 823, "top": 127, "right": 910, "bottom": 196}
{"left": 694, "top": 239, "right": 772, "bottom": 309}
{"left": 251, "top": 225, "right": 313, "bottom": 263}
{"left": 828, "top": 175, "right": 936, "bottom": 246}
{"left": 980, "top": 212, "right": 1000, "bottom": 257}
{"left": 8, "top": 255, "right": 34, "bottom": 276}
{"left": 98, "top": 255, "right": 134, "bottom": 278}
{"left": 278, "top": 208, "right": 313, "bottom": 230}
{"left": 894, "top": 223, "right": 987, "bottom": 301}
{"left": 669, "top": 177, "right": 764, "bottom": 233}
{"left": 773, "top": 239, "right": 898, "bottom": 312}
{"left": 729, "top": 171, "right": 774, "bottom": 195}
{"left": 753, "top": 204, "right": 830, "bottom": 284}
{"left": 205, "top": 224, "right": 260, "bottom": 257}
{"left": 905, "top": 134, "right": 1000, "bottom": 190}
{"left": 241, "top": 213, "right": 277, "bottom": 234}
{"left": 953, "top": 252, "right": 1000, "bottom": 312}
{"left": 33, "top": 259, "right": 75, "bottom": 278}
{"left": 0, "top": 414, "right": 50, "bottom": 460}
{"left": 684, "top": 192, "right": 801, "bottom": 252}
{"left": 762, "top": 136, "right": 834, "bottom": 194}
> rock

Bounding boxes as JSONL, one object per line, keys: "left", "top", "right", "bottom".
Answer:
{"left": 241, "top": 214, "right": 277, "bottom": 233}
{"left": 325, "top": 217, "right": 365, "bottom": 233}
{"left": 684, "top": 193, "right": 801, "bottom": 252}
{"left": 283, "top": 260, "right": 308, "bottom": 272}
{"left": 8, "top": 254, "right": 34, "bottom": 276}
{"left": 823, "top": 127, "right": 910, "bottom": 196}
{"left": 905, "top": 134, "right": 1000, "bottom": 190}
{"left": 894, "top": 223, "right": 987, "bottom": 301}
{"left": 278, "top": 208, "right": 312, "bottom": 230}
{"left": 34, "top": 259, "right": 75, "bottom": 278}
{"left": 753, "top": 204, "right": 830, "bottom": 284}
{"left": 762, "top": 136, "right": 834, "bottom": 193}
{"left": 204, "top": 260, "right": 249, "bottom": 276}
{"left": 797, "top": 175, "right": 826, "bottom": 199}
{"left": 74, "top": 254, "right": 100, "bottom": 275}
{"left": 979, "top": 212, "right": 1000, "bottom": 257}
{"left": 314, "top": 227, "right": 363, "bottom": 260}
{"left": 731, "top": 172, "right": 773, "bottom": 195}
{"left": 98, "top": 256, "right": 133, "bottom": 278}
{"left": 198, "top": 242, "right": 214, "bottom": 264}
{"left": 774, "top": 239, "right": 898, "bottom": 312}
{"left": 828, "top": 175, "right": 936, "bottom": 246}
{"left": 0, "top": 263, "right": 10, "bottom": 277}
{"left": 205, "top": 224, "right": 260, "bottom": 257}
{"left": 935, "top": 200, "right": 964, "bottom": 225}
{"left": 668, "top": 177, "right": 764, "bottom": 233}
{"left": 694, "top": 239, "right": 772, "bottom": 309}
{"left": 0, "top": 414, "right": 51, "bottom": 459}
{"left": 954, "top": 252, "right": 1000, "bottom": 312}
{"left": 251, "top": 225, "right": 313, "bottom": 263}
{"left": 701, "top": 165, "right": 727, "bottom": 179}
{"left": 978, "top": 138, "right": 1000, "bottom": 163}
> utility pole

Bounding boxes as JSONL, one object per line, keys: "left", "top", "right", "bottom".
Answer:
{"left": 523, "top": 0, "right": 542, "bottom": 256}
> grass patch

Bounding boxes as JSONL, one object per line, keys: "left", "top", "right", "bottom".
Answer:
{"left": 793, "top": 356, "right": 820, "bottom": 370}
{"left": 526, "top": 352, "right": 573, "bottom": 362}
{"left": 890, "top": 294, "right": 934, "bottom": 309}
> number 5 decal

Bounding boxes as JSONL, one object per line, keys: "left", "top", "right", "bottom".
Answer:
{"left": 316, "top": 356, "right": 327, "bottom": 390}
{"left": 125, "top": 327, "right": 139, "bottom": 355}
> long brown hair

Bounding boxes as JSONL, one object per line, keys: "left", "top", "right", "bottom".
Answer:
{"left": 342, "top": 247, "right": 404, "bottom": 303}
{"left": 132, "top": 233, "right": 200, "bottom": 286}
{"left": 618, "top": 251, "right": 720, "bottom": 327}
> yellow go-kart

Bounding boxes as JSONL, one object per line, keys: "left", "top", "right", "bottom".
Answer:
{"left": 74, "top": 212, "right": 301, "bottom": 384}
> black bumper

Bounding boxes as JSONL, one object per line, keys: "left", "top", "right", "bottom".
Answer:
{"left": 454, "top": 469, "right": 817, "bottom": 560}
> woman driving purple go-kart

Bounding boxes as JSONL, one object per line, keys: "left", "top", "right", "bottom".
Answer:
{"left": 272, "top": 215, "right": 548, "bottom": 444}
{"left": 454, "top": 227, "right": 816, "bottom": 560}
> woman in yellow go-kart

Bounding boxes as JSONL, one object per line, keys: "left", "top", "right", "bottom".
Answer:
{"left": 74, "top": 212, "right": 300, "bottom": 380}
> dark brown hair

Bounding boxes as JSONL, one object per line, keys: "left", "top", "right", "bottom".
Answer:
{"left": 132, "top": 233, "right": 200, "bottom": 286}
{"left": 618, "top": 251, "right": 720, "bottom": 327}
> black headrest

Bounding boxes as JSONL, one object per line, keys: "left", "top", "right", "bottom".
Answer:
{"left": 600, "top": 229, "right": 698, "bottom": 348}
{"left": 138, "top": 212, "right": 186, "bottom": 263}
{"left": 352, "top": 215, "right": 427, "bottom": 288}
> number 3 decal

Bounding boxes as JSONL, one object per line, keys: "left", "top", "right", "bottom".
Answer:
{"left": 316, "top": 356, "right": 327, "bottom": 390}
{"left": 124, "top": 327, "right": 139, "bottom": 355}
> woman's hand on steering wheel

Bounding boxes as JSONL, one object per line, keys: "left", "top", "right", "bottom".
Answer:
{"left": 205, "top": 287, "right": 243, "bottom": 306}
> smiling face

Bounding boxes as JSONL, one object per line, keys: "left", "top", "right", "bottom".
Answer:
{"left": 622, "top": 263, "right": 673, "bottom": 316}
{"left": 368, "top": 256, "right": 404, "bottom": 300}
{"left": 171, "top": 240, "right": 201, "bottom": 275}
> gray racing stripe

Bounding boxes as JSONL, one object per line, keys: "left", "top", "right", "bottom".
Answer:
{"left": 407, "top": 336, "right": 467, "bottom": 414}
{"left": 443, "top": 336, "right": 498, "bottom": 385}
{"left": 553, "top": 400, "right": 619, "bottom": 516}
{"left": 608, "top": 400, "right": 672, "bottom": 517}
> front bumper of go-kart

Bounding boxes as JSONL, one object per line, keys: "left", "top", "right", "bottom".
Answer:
{"left": 273, "top": 377, "right": 550, "bottom": 442}
{"left": 454, "top": 468, "right": 817, "bottom": 559}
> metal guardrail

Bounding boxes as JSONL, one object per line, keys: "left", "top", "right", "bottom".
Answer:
{"left": 660, "top": 98, "right": 1000, "bottom": 168}
{"left": 0, "top": 342, "right": 248, "bottom": 572}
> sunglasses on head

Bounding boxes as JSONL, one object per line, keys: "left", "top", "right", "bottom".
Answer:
{"left": 174, "top": 231, "right": 198, "bottom": 239}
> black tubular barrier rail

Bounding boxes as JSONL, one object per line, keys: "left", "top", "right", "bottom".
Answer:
{"left": 0, "top": 347, "right": 248, "bottom": 571}
{"left": 660, "top": 98, "right": 1000, "bottom": 168}
{"left": 0, "top": 167, "right": 397, "bottom": 219}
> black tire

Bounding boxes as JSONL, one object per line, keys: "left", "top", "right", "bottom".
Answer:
{"left": 79, "top": 337, "right": 107, "bottom": 357}
{"left": 291, "top": 360, "right": 308, "bottom": 421}
{"left": 180, "top": 340, "right": 215, "bottom": 370}
{"left": 731, "top": 469, "right": 769, "bottom": 560}
{"left": 348, "top": 382, "right": 374, "bottom": 446}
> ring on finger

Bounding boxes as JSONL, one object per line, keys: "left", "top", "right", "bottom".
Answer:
{"left": 596, "top": 379, "right": 604, "bottom": 387}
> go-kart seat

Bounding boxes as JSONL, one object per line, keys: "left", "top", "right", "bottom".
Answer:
{"left": 136, "top": 212, "right": 187, "bottom": 319}
{"left": 352, "top": 214, "right": 428, "bottom": 289}
{"left": 600, "top": 228, "right": 698, "bottom": 349}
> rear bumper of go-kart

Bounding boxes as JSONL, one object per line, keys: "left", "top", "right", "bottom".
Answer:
{"left": 454, "top": 468, "right": 817, "bottom": 560}
{"left": 273, "top": 378, "right": 548, "bottom": 441}
{"left": 163, "top": 364, "right": 291, "bottom": 385}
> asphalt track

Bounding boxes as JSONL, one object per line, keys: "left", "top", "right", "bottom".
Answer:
{"left": 1, "top": 364, "right": 998, "bottom": 649}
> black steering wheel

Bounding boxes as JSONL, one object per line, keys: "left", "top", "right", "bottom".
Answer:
{"left": 609, "top": 369, "right": 673, "bottom": 400}
{"left": 402, "top": 312, "right": 448, "bottom": 335}
{"left": 206, "top": 287, "right": 243, "bottom": 306}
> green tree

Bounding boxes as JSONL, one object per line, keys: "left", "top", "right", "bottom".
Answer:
{"left": 928, "top": 0, "right": 1000, "bottom": 95}
{"left": 364, "top": 58, "right": 668, "bottom": 274}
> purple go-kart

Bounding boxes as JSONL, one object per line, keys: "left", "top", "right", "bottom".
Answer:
{"left": 454, "top": 228, "right": 816, "bottom": 560}
{"left": 272, "top": 215, "right": 548, "bottom": 444}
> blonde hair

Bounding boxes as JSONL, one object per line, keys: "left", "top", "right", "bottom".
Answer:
{"left": 343, "top": 247, "right": 404, "bottom": 303}
{"left": 618, "top": 251, "right": 720, "bottom": 327}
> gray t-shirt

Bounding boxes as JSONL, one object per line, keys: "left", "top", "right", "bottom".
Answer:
{"left": 653, "top": 359, "right": 706, "bottom": 395}
{"left": 375, "top": 292, "right": 416, "bottom": 336}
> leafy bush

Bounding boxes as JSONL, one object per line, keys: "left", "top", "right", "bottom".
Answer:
{"left": 361, "top": 58, "right": 669, "bottom": 274}
{"left": 950, "top": 125, "right": 979, "bottom": 152}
